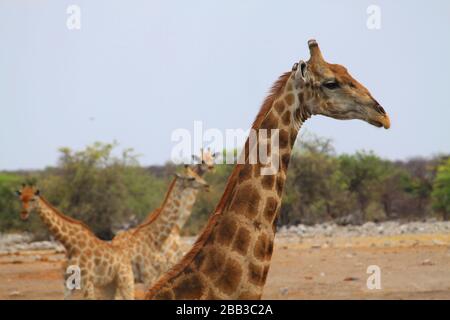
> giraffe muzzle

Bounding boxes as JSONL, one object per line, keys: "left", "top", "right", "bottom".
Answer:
{"left": 381, "top": 114, "right": 391, "bottom": 129}
{"left": 368, "top": 104, "right": 390, "bottom": 129}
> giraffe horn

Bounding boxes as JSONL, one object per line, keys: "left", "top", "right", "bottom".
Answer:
{"left": 308, "top": 39, "right": 324, "bottom": 62}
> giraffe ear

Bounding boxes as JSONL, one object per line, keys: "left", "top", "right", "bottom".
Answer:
{"left": 295, "top": 60, "right": 308, "bottom": 81}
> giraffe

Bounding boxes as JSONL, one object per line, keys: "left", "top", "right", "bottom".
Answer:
{"left": 144, "top": 149, "right": 219, "bottom": 267}
{"left": 145, "top": 39, "right": 390, "bottom": 300}
{"left": 15, "top": 184, "right": 135, "bottom": 300}
{"left": 112, "top": 162, "right": 211, "bottom": 288}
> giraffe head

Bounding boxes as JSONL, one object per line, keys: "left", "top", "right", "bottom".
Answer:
{"left": 192, "top": 148, "right": 220, "bottom": 175}
{"left": 15, "top": 184, "right": 40, "bottom": 220}
{"left": 175, "top": 165, "right": 210, "bottom": 191}
{"left": 292, "top": 39, "right": 390, "bottom": 129}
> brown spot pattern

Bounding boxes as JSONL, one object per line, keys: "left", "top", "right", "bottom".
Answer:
{"left": 173, "top": 274, "right": 205, "bottom": 299}
{"left": 253, "top": 233, "right": 269, "bottom": 261}
{"left": 261, "top": 174, "right": 275, "bottom": 190}
{"left": 230, "top": 185, "right": 261, "bottom": 219}
{"left": 239, "top": 164, "right": 252, "bottom": 183}
{"left": 274, "top": 100, "right": 285, "bottom": 114}
{"left": 232, "top": 227, "right": 251, "bottom": 255}
{"left": 216, "top": 216, "right": 238, "bottom": 246}
{"left": 215, "top": 259, "right": 243, "bottom": 295}
{"left": 199, "top": 248, "right": 226, "bottom": 280}
{"left": 279, "top": 129, "right": 289, "bottom": 149}
{"left": 248, "top": 262, "right": 264, "bottom": 286}
{"left": 263, "top": 197, "right": 278, "bottom": 223}
{"left": 284, "top": 93, "right": 294, "bottom": 105}
{"left": 281, "top": 153, "right": 290, "bottom": 171}
{"left": 282, "top": 111, "right": 291, "bottom": 125}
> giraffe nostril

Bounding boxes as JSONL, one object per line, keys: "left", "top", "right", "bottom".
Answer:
{"left": 374, "top": 104, "right": 386, "bottom": 115}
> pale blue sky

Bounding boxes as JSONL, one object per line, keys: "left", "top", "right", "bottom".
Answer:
{"left": 1, "top": 0, "right": 449, "bottom": 170}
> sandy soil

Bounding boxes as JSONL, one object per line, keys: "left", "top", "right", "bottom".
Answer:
{"left": 0, "top": 233, "right": 449, "bottom": 300}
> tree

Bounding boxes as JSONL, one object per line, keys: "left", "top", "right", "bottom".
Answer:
{"left": 377, "top": 165, "right": 410, "bottom": 219}
{"left": 338, "top": 151, "right": 388, "bottom": 221}
{"left": 399, "top": 157, "right": 438, "bottom": 217}
{"left": 432, "top": 157, "right": 450, "bottom": 220}
{"left": 0, "top": 173, "right": 23, "bottom": 232}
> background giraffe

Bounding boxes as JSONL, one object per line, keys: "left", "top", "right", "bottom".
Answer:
{"left": 16, "top": 184, "right": 135, "bottom": 300}
{"left": 152, "top": 149, "right": 218, "bottom": 267}
{"left": 113, "top": 149, "right": 217, "bottom": 269}
{"left": 112, "top": 159, "right": 213, "bottom": 288}
{"left": 145, "top": 39, "right": 390, "bottom": 299}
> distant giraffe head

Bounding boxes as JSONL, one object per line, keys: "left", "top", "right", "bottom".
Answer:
{"left": 192, "top": 148, "right": 220, "bottom": 175}
{"left": 15, "top": 184, "right": 40, "bottom": 220}
{"left": 292, "top": 40, "right": 390, "bottom": 129}
{"left": 176, "top": 165, "right": 210, "bottom": 191}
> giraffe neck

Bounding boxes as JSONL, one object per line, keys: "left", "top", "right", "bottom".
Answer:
{"left": 146, "top": 72, "right": 309, "bottom": 299}
{"left": 138, "top": 178, "right": 199, "bottom": 247}
{"left": 35, "top": 197, "right": 92, "bottom": 250}
{"left": 173, "top": 188, "right": 199, "bottom": 232}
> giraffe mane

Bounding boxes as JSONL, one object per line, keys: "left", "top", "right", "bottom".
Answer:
{"left": 146, "top": 71, "right": 291, "bottom": 298}
{"left": 38, "top": 196, "right": 99, "bottom": 238}
{"left": 132, "top": 177, "right": 178, "bottom": 234}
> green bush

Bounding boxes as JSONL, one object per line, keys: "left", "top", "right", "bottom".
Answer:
{"left": 432, "top": 158, "right": 450, "bottom": 220}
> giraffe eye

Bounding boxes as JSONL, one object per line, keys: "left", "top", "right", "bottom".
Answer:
{"left": 323, "top": 81, "right": 340, "bottom": 90}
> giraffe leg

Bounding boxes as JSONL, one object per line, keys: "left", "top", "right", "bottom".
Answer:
{"left": 83, "top": 280, "right": 95, "bottom": 300}
{"left": 115, "top": 264, "right": 135, "bottom": 300}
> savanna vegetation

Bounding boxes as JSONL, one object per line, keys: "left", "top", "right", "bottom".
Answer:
{"left": 0, "top": 138, "right": 448, "bottom": 240}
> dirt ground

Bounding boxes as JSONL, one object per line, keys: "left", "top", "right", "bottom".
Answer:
{"left": 0, "top": 233, "right": 449, "bottom": 300}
